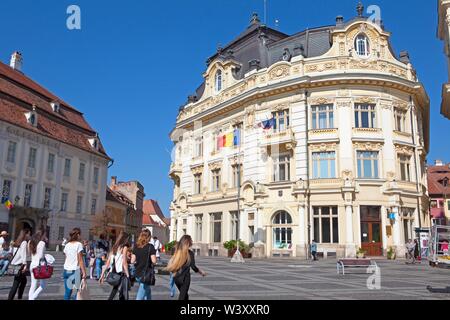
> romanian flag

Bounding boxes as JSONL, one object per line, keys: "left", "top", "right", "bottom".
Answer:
{"left": 217, "top": 130, "right": 241, "bottom": 149}
{"left": 4, "top": 199, "right": 13, "bottom": 210}
{"left": 224, "top": 132, "right": 234, "bottom": 147}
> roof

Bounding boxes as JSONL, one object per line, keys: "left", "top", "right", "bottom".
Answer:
{"left": 142, "top": 214, "right": 156, "bottom": 226}
{"left": 0, "top": 60, "right": 109, "bottom": 159}
{"left": 427, "top": 164, "right": 450, "bottom": 196}
{"left": 106, "top": 187, "right": 134, "bottom": 207}
{"left": 142, "top": 200, "right": 167, "bottom": 226}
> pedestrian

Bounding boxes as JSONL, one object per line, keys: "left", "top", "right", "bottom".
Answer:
{"left": 169, "top": 273, "right": 176, "bottom": 298}
{"left": 166, "top": 235, "right": 206, "bottom": 301}
{"left": 0, "top": 231, "right": 9, "bottom": 248}
{"left": 63, "top": 228, "right": 87, "bottom": 300}
{"left": 406, "top": 239, "right": 416, "bottom": 264}
{"left": 88, "top": 246, "right": 96, "bottom": 280}
{"left": 100, "top": 231, "right": 131, "bottom": 300}
{"left": 8, "top": 228, "right": 31, "bottom": 300}
{"left": 310, "top": 240, "right": 318, "bottom": 261}
{"left": 0, "top": 242, "right": 12, "bottom": 277}
{"left": 414, "top": 239, "right": 420, "bottom": 261}
{"left": 62, "top": 238, "right": 67, "bottom": 248}
{"left": 28, "top": 229, "right": 48, "bottom": 300}
{"left": 94, "top": 234, "right": 109, "bottom": 280}
{"left": 133, "top": 229, "right": 157, "bottom": 300}
{"left": 151, "top": 237, "right": 162, "bottom": 262}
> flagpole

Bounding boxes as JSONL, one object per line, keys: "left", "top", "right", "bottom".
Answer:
{"left": 231, "top": 126, "right": 244, "bottom": 263}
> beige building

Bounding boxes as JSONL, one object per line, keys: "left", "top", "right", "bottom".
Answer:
{"left": 438, "top": 0, "right": 450, "bottom": 119}
{"left": 169, "top": 9, "right": 430, "bottom": 258}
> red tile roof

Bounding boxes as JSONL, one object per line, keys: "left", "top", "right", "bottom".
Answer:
{"left": 106, "top": 187, "right": 134, "bottom": 207}
{"left": 0, "top": 60, "right": 109, "bottom": 159}
{"left": 142, "top": 200, "right": 167, "bottom": 226}
{"left": 142, "top": 214, "right": 156, "bottom": 226}
{"left": 427, "top": 164, "right": 450, "bottom": 196}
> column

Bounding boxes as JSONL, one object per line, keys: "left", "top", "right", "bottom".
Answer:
{"left": 392, "top": 206, "right": 401, "bottom": 246}
{"left": 296, "top": 204, "right": 306, "bottom": 258}
{"left": 239, "top": 209, "right": 249, "bottom": 243}
{"left": 186, "top": 214, "right": 194, "bottom": 237}
{"left": 345, "top": 204, "right": 356, "bottom": 258}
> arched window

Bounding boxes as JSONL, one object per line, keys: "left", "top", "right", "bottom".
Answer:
{"left": 272, "top": 211, "right": 293, "bottom": 249}
{"left": 215, "top": 70, "right": 222, "bottom": 92}
{"left": 355, "top": 34, "right": 370, "bottom": 57}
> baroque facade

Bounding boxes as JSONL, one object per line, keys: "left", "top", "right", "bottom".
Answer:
{"left": 169, "top": 9, "right": 430, "bottom": 258}
{"left": 438, "top": 0, "right": 450, "bottom": 119}
{"left": 0, "top": 52, "right": 110, "bottom": 248}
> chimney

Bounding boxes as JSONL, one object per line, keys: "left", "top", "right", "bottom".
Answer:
{"left": 111, "top": 176, "right": 118, "bottom": 186}
{"left": 10, "top": 51, "right": 23, "bottom": 72}
{"left": 336, "top": 16, "right": 344, "bottom": 26}
{"left": 399, "top": 51, "right": 410, "bottom": 64}
{"left": 435, "top": 160, "right": 443, "bottom": 166}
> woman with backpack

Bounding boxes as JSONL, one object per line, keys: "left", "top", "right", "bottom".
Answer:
{"left": 100, "top": 231, "right": 131, "bottom": 300}
{"left": 133, "top": 229, "right": 157, "bottom": 300}
{"left": 166, "top": 235, "right": 206, "bottom": 301}
{"left": 8, "top": 229, "right": 31, "bottom": 300}
{"left": 63, "top": 228, "right": 87, "bottom": 300}
{"left": 28, "top": 229, "right": 48, "bottom": 300}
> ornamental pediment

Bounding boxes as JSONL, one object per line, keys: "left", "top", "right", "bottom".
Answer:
{"left": 353, "top": 141, "right": 384, "bottom": 151}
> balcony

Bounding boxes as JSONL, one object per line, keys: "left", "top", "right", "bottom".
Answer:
{"left": 260, "top": 128, "right": 297, "bottom": 150}
{"left": 169, "top": 163, "right": 182, "bottom": 179}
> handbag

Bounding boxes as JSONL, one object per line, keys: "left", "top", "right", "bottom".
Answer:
{"left": 141, "top": 245, "right": 156, "bottom": 286}
{"left": 106, "top": 255, "right": 122, "bottom": 287}
{"left": 32, "top": 258, "right": 54, "bottom": 280}
{"left": 76, "top": 279, "right": 90, "bottom": 300}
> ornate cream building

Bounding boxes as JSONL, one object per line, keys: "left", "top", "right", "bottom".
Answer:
{"left": 438, "top": 0, "right": 450, "bottom": 119}
{"left": 169, "top": 8, "right": 430, "bottom": 258}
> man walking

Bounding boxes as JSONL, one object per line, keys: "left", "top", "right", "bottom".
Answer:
{"left": 150, "top": 237, "right": 162, "bottom": 262}
{"left": 406, "top": 239, "right": 416, "bottom": 264}
{"left": 310, "top": 240, "right": 318, "bottom": 261}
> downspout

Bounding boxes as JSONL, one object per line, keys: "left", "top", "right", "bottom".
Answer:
{"left": 409, "top": 96, "right": 423, "bottom": 232}
{"left": 305, "top": 90, "right": 311, "bottom": 259}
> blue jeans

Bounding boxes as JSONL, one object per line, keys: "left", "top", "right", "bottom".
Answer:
{"left": 135, "top": 278, "right": 151, "bottom": 300}
{"left": 63, "top": 269, "right": 81, "bottom": 300}
{"left": 95, "top": 258, "right": 103, "bottom": 279}
{"left": 0, "top": 260, "right": 10, "bottom": 276}
{"left": 169, "top": 273, "right": 176, "bottom": 297}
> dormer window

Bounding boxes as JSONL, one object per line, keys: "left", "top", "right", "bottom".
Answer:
{"left": 215, "top": 70, "right": 222, "bottom": 93}
{"left": 25, "top": 106, "right": 38, "bottom": 127}
{"left": 51, "top": 102, "right": 60, "bottom": 113}
{"left": 88, "top": 135, "right": 99, "bottom": 150}
{"left": 355, "top": 34, "right": 370, "bottom": 58}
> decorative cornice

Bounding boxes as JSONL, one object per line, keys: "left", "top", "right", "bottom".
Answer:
{"left": 309, "top": 142, "right": 338, "bottom": 151}
{"left": 310, "top": 97, "right": 334, "bottom": 106}
{"left": 353, "top": 141, "right": 384, "bottom": 151}
{"left": 354, "top": 96, "right": 377, "bottom": 104}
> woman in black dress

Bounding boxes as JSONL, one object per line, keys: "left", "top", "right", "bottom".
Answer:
{"left": 166, "top": 235, "right": 206, "bottom": 300}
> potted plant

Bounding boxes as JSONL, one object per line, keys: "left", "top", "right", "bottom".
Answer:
{"left": 356, "top": 248, "right": 366, "bottom": 259}
{"left": 387, "top": 247, "right": 396, "bottom": 260}
{"left": 165, "top": 240, "right": 177, "bottom": 256}
{"left": 224, "top": 240, "right": 252, "bottom": 258}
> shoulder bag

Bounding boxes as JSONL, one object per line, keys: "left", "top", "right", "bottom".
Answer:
{"left": 141, "top": 245, "right": 156, "bottom": 286}
{"left": 106, "top": 255, "right": 122, "bottom": 287}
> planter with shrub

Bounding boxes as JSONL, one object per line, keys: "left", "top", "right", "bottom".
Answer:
{"left": 224, "top": 240, "right": 252, "bottom": 259}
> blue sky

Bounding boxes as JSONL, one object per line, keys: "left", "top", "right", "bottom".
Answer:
{"left": 0, "top": 0, "right": 447, "bottom": 216}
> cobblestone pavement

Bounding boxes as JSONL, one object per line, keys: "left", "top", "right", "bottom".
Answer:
{"left": 0, "top": 252, "right": 449, "bottom": 300}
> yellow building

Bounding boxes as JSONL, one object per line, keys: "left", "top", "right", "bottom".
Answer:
{"left": 169, "top": 8, "right": 430, "bottom": 258}
{"left": 438, "top": 0, "right": 450, "bottom": 119}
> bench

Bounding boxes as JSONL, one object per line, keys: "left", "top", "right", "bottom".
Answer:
{"left": 337, "top": 259, "right": 378, "bottom": 275}
{"left": 317, "top": 248, "right": 337, "bottom": 259}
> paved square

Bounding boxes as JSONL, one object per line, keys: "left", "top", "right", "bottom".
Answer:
{"left": 0, "top": 252, "right": 449, "bottom": 300}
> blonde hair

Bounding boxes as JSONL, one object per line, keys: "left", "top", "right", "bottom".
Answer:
{"left": 137, "top": 229, "right": 151, "bottom": 249}
{"left": 166, "top": 235, "right": 193, "bottom": 273}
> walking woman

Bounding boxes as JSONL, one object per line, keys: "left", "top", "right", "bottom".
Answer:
{"left": 28, "top": 229, "right": 48, "bottom": 300}
{"left": 133, "top": 229, "right": 157, "bottom": 300}
{"left": 100, "top": 231, "right": 131, "bottom": 300}
{"left": 63, "top": 228, "right": 87, "bottom": 300}
{"left": 8, "top": 229, "right": 31, "bottom": 300}
{"left": 166, "top": 235, "right": 206, "bottom": 300}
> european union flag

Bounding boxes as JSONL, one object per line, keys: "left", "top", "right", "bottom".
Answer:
{"left": 259, "top": 118, "right": 275, "bottom": 130}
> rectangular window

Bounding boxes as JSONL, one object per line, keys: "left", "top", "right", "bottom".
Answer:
{"left": 43, "top": 187, "right": 52, "bottom": 209}
{"left": 28, "top": 148, "right": 37, "bottom": 169}
{"left": 93, "top": 167, "right": 99, "bottom": 185}
{"left": 61, "top": 193, "right": 68, "bottom": 212}
{"left": 47, "top": 153, "right": 55, "bottom": 173}
{"left": 272, "top": 110, "right": 290, "bottom": 133}
{"left": 1, "top": 180, "right": 12, "bottom": 203}
{"left": 6, "top": 141, "right": 17, "bottom": 163}
{"left": 64, "top": 159, "right": 71, "bottom": 177}
{"left": 273, "top": 154, "right": 290, "bottom": 182}
{"left": 210, "top": 212, "right": 222, "bottom": 243}
{"left": 394, "top": 108, "right": 407, "bottom": 132}
{"left": 230, "top": 211, "right": 240, "bottom": 241}
{"left": 211, "top": 169, "right": 221, "bottom": 192}
{"left": 76, "top": 195, "right": 83, "bottom": 214}
{"left": 194, "top": 137, "right": 203, "bottom": 158}
{"left": 311, "top": 104, "right": 334, "bottom": 129}
{"left": 312, "top": 152, "right": 336, "bottom": 179}
{"left": 357, "top": 151, "right": 379, "bottom": 179}
{"left": 232, "top": 123, "right": 243, "bottom": 146}
{"left": 399, "top": 155, "right": 411, "bottom": 182}
{"left": 78, "top": 163, "right": 86, "bottom": 181}
{"left": 355, "top": 104, "right": 376, "bottom": 128}
{"left": 58, "top": 227, "right": 65, "bottom": 241}
{"left": 195, "top": 214, "right": 203, "bottom": 242}
{"left": 232, "top": 164, "right": 242, "bottom": 188}
{"left": 194, "top": 173, "right": 202, "bottom": 195}
{"left": 402, "top": 208, "right": 415, "bottom": 243}
{"left": 24, "top": 184, "right": 33, "bottom": 207}
{"left": 313, "top": 206, "right": 339, "bottom": 244}
{"left": 91, "top": 198, "right": 97, "bottom": 215}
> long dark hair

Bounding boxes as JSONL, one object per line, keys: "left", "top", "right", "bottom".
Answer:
{"left": 69, "top": 228, "right": 81, "bottom": 242}
{"left": 29, "top": 230, "right": 47, "bottom": 255}
{"left": 14, "top": 229, "right": 31, "bottom": 248}
{"left": 112, "top": 231, "right": 130, "bottom": 255}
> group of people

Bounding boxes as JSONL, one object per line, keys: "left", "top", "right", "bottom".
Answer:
{"left": 2, "top": 226, "right": 205, "bottom": 301}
